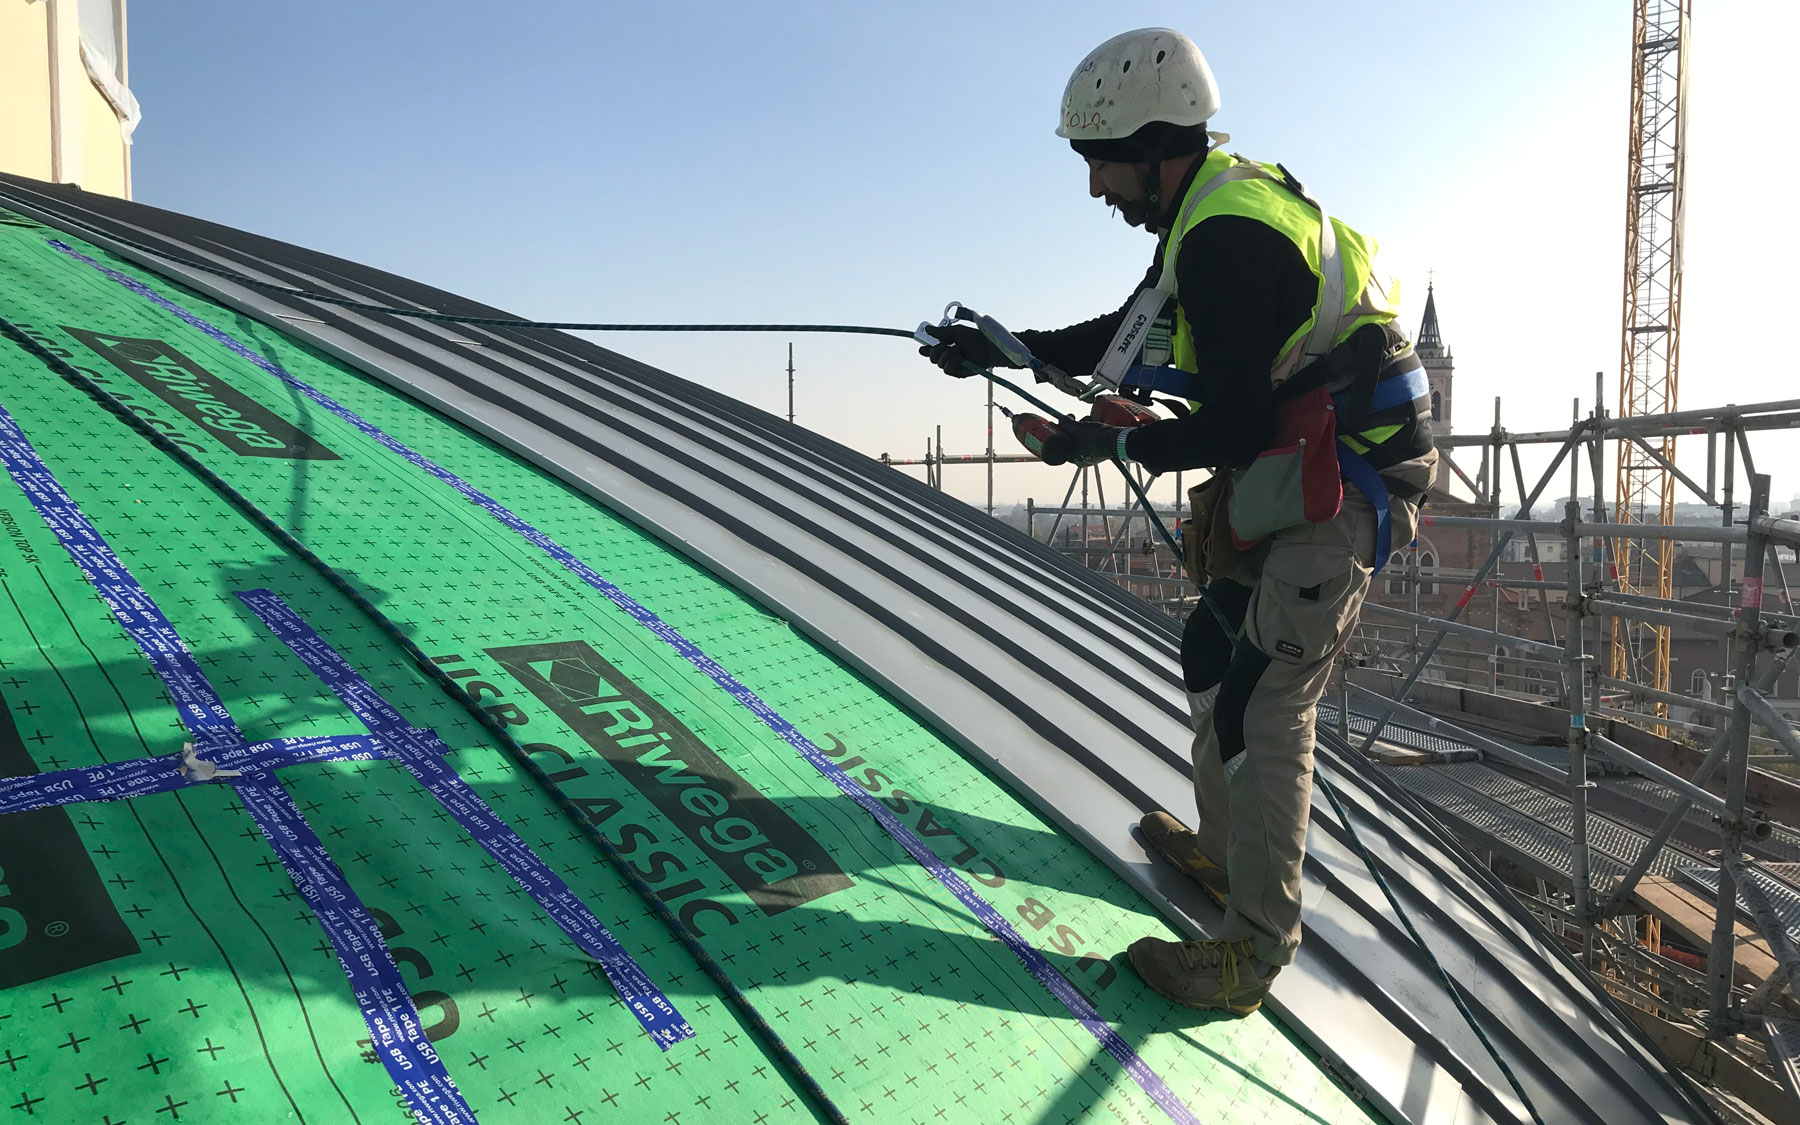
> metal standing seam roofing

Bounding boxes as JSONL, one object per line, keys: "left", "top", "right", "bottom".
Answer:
{"left": 0, "top": 173, "right": 1720, "bottom": 1125}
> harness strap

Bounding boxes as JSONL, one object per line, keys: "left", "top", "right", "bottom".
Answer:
{"left": 1338, "top": 445, "right": 1394, "bottom": 575}
{"left": 1334, "top": 361, "right": 1429, "bottom": 575}
{"left": 1118, "top": 362, "right": 1205, "bottom": 400}
{"left": 1353, "top": 364, "right": 1430, "bottom": 414}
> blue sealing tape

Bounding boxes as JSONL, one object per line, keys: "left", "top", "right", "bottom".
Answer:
{"left": 0, "top": 398, "right": 476, "bottom": 1124}
{"left": 237, "top": 587, "right": 692, "bottom": 1049}
{"left": 55, "top": 240, "right": 1202, "bottom": 1124}
{"left": 0, "top": 734, "right": 385, "bottom": 816}
{"left": 235, "top": 774, "right": 475, "bottom": 1125}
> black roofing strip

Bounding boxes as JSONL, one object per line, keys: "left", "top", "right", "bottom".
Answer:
{"left": 1312, "top": 746, "right": 1646, "bottom": 1017}
{"left": 1304, "top": 807, "right": 1651, "bottom": 1124}
{"left": 1302, "top": 857, "right": 1601, "bottom": 1125}
{"left": 1346, "top": 770, "right": 1720, "bottom": 1116}
{"left": 1314, "top": 744, "right": 1694, "bottom": 1062}
{"left": 6, "top": 176, "right": 1714, "bottom": 1122}
{"left": 40, "top": 193, "right": 1194, "bottom": 716}
{"left": 1316, "top": 733, "right": 1720, "bottom": 1122}
{"left": 1295, "top": 935, "right": 1524, "bottom": 1124}
{"left": 34, "top": 182, "right": 1184, "bottom": 648}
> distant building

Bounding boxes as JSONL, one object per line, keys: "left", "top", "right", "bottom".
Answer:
{"left": 1416, "top": 281, "right": 1453, "bottom": 431}
{"left": 1366, "top": 285, "right": 1573, "bottom": 696}
{"left": 1, "top": 0, "right": 138, "bottom": 198}
{"left": 1358, "top": 283, "right": 1800, "bottom": 714}
{"left": 1372, "top": 281, "right": 1490, "bottom": 616}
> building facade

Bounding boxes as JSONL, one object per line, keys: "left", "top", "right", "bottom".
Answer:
{"left": 1, "top": 0, "right": 137, "bottom": 199}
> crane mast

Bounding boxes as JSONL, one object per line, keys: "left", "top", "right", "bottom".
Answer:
{"left": 1612, "top": 0, "right": 1690, "bottom": 725}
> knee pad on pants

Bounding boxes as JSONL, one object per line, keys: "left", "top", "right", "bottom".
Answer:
{"left": 1182, "top": 578, "right": 1252, "bottom": 692}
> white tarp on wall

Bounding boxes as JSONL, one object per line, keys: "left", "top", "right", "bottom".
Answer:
{"left": 76, "top": 0, "right": 139, "bottom": 137}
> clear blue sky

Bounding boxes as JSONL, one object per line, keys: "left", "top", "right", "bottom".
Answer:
{"left": 127, "top": 1, "right": 1798, "bottom": 510}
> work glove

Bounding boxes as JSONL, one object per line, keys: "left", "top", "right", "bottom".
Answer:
{"left": 1040, "top": 418, "right": 1125, "bottom": 467}
{"left": 919, "top": 323, "right": 1019, "bottom": 377}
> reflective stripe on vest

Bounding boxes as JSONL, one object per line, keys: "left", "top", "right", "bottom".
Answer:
{"left": 1091, "top": 160, "right": 1278, "bottom": 393}
{"left": 1171, "top": 151, "right": 1400, "bottom": 388}
{"left": 1097, "top": 151, "right": 1400, "bottom": 397}
{"left": 1094, "top": 150, "right": 1414, "bottom": 570}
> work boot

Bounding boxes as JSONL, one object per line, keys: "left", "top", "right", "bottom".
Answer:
{"left": 1126, "top": 936, "right": 1280, "bottom": 1016}
{"left": 1139, "top": 811, "right": 1229, "bottom": 907}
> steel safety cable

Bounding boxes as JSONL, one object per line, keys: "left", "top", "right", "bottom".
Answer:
{"left": 4, "top": 196, "right": 1539, "bottom": 1119}
{"left": 0, "top": 314, "right": 851, "bottom": 1125}
{"left": 1311, "top": 758, "right": 1548, "bottom": 1125}
{"left": 958, "top": 315, "right": 1548, "bottom": 1122}
{"left": 0, "top": 190, "right": 914, "bottom": 339}
{"left": 0, "top": 189, "right": 1202, "bottom": 601}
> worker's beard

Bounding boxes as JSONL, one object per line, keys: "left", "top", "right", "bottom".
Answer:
{"left": 1112, "top": 197, "right": 1157, "bottom": 229}
{"left": 1106, "top": 164, "right": 1160, "bottom": 229}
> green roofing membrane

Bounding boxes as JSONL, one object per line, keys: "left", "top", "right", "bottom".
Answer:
{"left": 0, "top": 210, "right": 1377, "bottom": 1124}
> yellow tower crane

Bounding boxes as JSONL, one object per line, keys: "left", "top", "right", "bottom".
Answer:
{"left": 1612, "top": 0, "right": 1691, "bottom": 729}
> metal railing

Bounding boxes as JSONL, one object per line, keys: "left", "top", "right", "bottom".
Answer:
{"left": 1334, "top": 392, "right": 1800, "bottom": 1114}
{"left": 1005, "top": 391, "right": 1800, "bottom": 1109}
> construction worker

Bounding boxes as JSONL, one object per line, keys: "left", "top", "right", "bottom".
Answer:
{"left": 923, "top": 28, "right": 1437, "bottom": 1015}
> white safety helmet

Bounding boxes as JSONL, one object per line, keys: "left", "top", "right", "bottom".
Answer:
{"left": 1056, "top": 28, "right": 1220, "bottom": 157}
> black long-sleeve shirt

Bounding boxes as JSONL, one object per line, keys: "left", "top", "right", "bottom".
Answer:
{"left": 1016, "top": 214, "right": 1320, "bottom": 474}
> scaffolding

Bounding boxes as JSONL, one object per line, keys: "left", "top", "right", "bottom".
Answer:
{"left": 1342, "top": 394, "right": 1800, "bottom": 1115}
{"left": 901, "top": 391, "right": 1800, "bottom": 1115}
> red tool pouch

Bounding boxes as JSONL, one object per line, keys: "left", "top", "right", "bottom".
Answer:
{"left": 1227, "top": 386, "right": 1344, "bottom": 549}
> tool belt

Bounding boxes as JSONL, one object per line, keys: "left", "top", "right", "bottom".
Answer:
{"left": 1224, "top": 384, "right": 1345, "bottom": 550}
{"left": 1183, "top": 473, "right": 1242, "bottom": 585}
{"left": 1177, "top": 335, "right": 1430, "bottom": 580}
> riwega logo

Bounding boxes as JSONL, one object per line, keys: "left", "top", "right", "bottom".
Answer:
{"left": 0, "top": 691, "right": 139, "bottom": 988}
{"left": 488, "top": 641, "right": 853, "bottom": 915}
{"left": 62, "top": 328, "right": 339, "bottom": 460}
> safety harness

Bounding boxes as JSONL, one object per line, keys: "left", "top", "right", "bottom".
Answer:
{"left": 1090, "top": 154, "right": 1426, "bottom": 573}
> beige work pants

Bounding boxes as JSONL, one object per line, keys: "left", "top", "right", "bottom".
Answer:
{"left": 1182, "top": 489, "right": 1412, "bottom": 967}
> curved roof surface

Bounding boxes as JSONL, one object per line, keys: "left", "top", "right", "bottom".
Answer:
{"left": 0, "top": 173, "right": 1715, "bottom": 1125}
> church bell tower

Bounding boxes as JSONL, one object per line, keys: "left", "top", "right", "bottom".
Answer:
{"left": 1416, "top": 280, "right": 1452, "bottom": 431}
